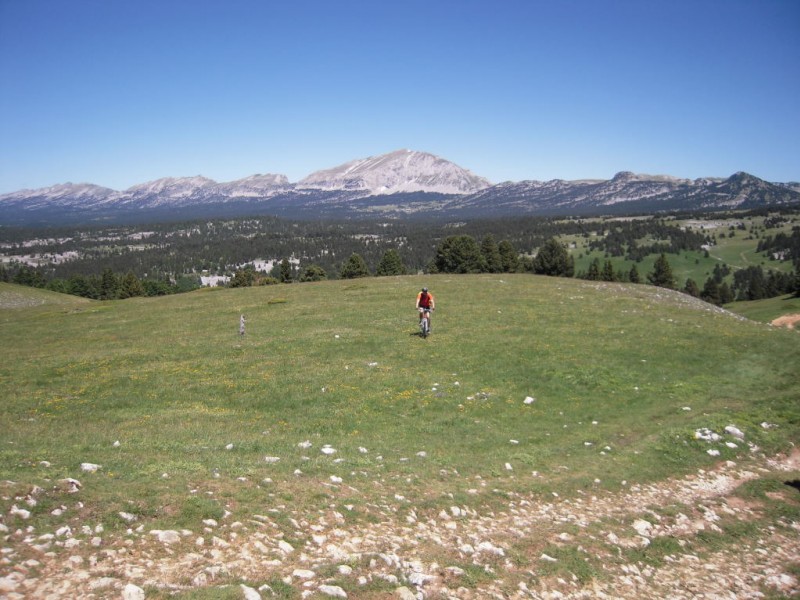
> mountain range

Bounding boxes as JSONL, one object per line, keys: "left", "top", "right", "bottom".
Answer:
{"left": 1, "top": 149, "right": 798, "bottom": 225}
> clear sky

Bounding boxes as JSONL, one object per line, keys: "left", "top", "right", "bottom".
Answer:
{"left": 1, "top": 0, "right": 798, "bottom": 194}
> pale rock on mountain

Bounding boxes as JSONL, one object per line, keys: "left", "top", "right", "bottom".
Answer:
{"left": 297, "top": 149, "right": 491, "bottom": 195}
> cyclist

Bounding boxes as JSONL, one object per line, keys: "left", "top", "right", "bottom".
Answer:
{"left": 415, "top": 287, "right": 435, "bottom": 331}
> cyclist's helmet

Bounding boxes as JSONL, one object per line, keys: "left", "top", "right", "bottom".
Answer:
{"left": 422, "top": 287, "right": 428, "bottom": 292}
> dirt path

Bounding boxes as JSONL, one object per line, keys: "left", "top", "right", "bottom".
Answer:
{"left": 772, "top": 313, "right": 800, "bottom": 330}
{"left": 2, "top": 453, "right": 799, "bottom": 599}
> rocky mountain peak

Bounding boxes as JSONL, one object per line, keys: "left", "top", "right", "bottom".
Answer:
{"left": 297, "top": 149, "right": 491, "bottom": 195}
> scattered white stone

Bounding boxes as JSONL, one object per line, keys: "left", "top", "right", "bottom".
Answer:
{"left": 264, "top": 456, "right": 281, "bottom": 463}
{"left": 368, "top": 362, "right": 378, "bottom": 367}
{"left": 395, "top": 587, "right": 417, "bottom": 600}
{"left": 9, "top": 505, "right": 30, "bottom": 520}
{"left": 707, "top": 449, "right": 721, "bottom": 457}
{"left": 279, "top": 540, "right": 295, "bottom": 554}
{"left": 225, "top": 443, "right": 234, "bottom": 450}
{"left": 632, "top": 519, "right": 652, "bottom": 536}
{"left": 725, "top": 442, "right": 738, "bottom": 449}
{"left": 509, "top": 439, "right": 519, "bottom": 444}
{"left": 338, "top": 565, "right": 353, "bottom": 575}
{"left": 298, "top": 440, "right": 313, "bottom": 449}
{"left": 81, "top": 462, "right": 101, "bottom": 472}
{"left": 476, "top": 541, "right": 505, "bottom": 556}
{"left": 724, "top": 425, "right": 745, "bottom": 440}
{"left": 358, "top": 447, "right": 368, "bottom": 454}
{"left": 524, "top": 396, "right": 535, "bottom": 404}
{"left": 761, "top": 422, "right": 777, "bottom": 429}
{"left": 55, "top": 525, "right": 71, "bottom": 537}
{"left": 416, "top": 451, "right": 427, "bottom": 458}
{"left": 695, "top": 428, "right": 721, "bottom": 442}
{"left": 330, "top": 475, "right": 343, "bottom": 484}
{"left": 292, "top": 568, "right": 315, "bottom": 579}
{"left": 39, "top": 460, "right": 51, "bottom": 467}
{"left": 321, "top": 446, "right": 337, "bottom": 455}
{"left": 318, "top": 584, "right": 348, "bottom": 598}
{"left": 241, "top": 584, "right": 262, "bottom": 600}
{"left": 505, "top": 463, "right": 513, "bottom": 471}
{"left": 151, "top": 530, "right": 181, "bottom": 544}
{"left": 113, "top": 440, "right": 121, "bottom": 447}
{"left": 682, "top": 406, "right": 692, "bottom": 411}
{"left": 540, "top": 553, "right": 558, "bottom": 562}
{"left": 122, "top": 583, "right": 145, "bottom": 600}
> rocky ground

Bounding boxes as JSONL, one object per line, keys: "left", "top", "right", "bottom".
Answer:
{"left": 2, "top": 451, "right": 799, "bottom": 600}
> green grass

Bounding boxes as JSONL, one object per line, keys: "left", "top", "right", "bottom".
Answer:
{"left": 1, "top": 275, "right": 799, "bottom": 535}
{"left": 566, "top": 214, "right": 798, "bottom": 290}
{"left": 727, "top": 294, "right": 800, "bottom": 324}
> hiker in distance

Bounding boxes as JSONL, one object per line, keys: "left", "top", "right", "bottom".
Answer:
{"left": 415, "top": 286, "right": 435, "bottom": 331}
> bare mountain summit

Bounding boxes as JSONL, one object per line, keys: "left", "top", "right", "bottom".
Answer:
{"left": 297, "top": 149, "right": 491, "bottom": 195}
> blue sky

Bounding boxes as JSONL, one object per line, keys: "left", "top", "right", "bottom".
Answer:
{"left": 1, "top": 0, "right": 798, "bottom": 194}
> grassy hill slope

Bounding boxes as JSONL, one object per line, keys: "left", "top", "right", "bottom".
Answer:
{"left": 1, "top": 276, "right": 798, "bottom": 597}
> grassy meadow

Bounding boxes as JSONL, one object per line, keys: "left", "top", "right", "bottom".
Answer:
{"left": 565, "top": 213, "right": 798, "bottom": 287}
{"left": 1, "top": 275, "right": 799, "bottom": 537}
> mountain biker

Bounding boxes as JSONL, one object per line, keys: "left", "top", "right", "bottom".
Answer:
{"left": 416, "top": 287, "right": 435, "bottom": 330}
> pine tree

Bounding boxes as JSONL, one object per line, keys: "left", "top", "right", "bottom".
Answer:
{"left": 532, "top": 238, "right": 574, "bottom": 277}
{"left": 498, "top": 240, "right": 519, "bottom": 273}
{"left": 700, "top": 277, "right": 721, "bottom": 305}
{"left": 480, "top": 235, "right": 502, "bottom": 273}
{"left": 99, "top": 268, "right": 119, "bottom": 300}
{"left": 795, "top": 262, "right": 800, "bottom": 298}
{"left": 629, "top": 264, "right": 641, "bottom": 284}
{"left": 601, "top": 259, "right": 616, "bottom": 282}
{"left": 339, "top": 253, "right": 370, "bottom": 279}
{"left": 433, "top": 235, "right": 484, "bottom": 274}
{"left": 586, "top": 258, "right": 601, "bottom": 281}
{"left": 376, "top": 249, "right": 407, "bottom": 276}
{"left": 279, "top": 259, "right": 293, "bottom": 283}
{"left": 119, "top": 271, "right": 145, "bottom": 298}
{"left": 299, "top": 264, "right": 327, "bottom": 282}
{"left": 684, "top": 278, "right": 700, "bottom": 297}
{"left": 647, "top": 254, "right": 676, "bottom": 289}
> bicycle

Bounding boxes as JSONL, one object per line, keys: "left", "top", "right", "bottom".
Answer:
{"left": 418, "top": 307, "right": 433, "bottom": 337}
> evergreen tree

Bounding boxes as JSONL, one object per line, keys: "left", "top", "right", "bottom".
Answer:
{"left": 279, "top": 258, "right": 293, "bottom": 283}
{"left": 794, "top": 262, "right": 800, "bottom": 297}
{"left": 230, "top": 267, "right": 256, "bottom": 287}
{"left": 340, "top": 253, "right": 370, "bottom": 279}
{"left": 647, "top": 254, "right": 676, "bottom": 289}
{"left": 684, "top": 278, "right": 700, "bottom": 297}
{"left": 700, "top": 277, "right": 721, "bottom": 305}
{"left": 601, "top": 259, "right": 616, "bottom": 282}
{"left": 299, "top": 264, "right": 327, "bottom": 282}
{"left": 99, "top": 268, "right": 119, "bottom": 299}
{"left": 629, "top": 263, "right": 641, "bottom": 284}
{"left": 719, "top": 281, "right": 735, "bottom": 304}
{"left": 586, "top": 258, "right": 601, "bottom": 281}
{"left": 480, "top": 235, "right": 502, "bottom": 273}
{"left": 532, "top": 238, "right": 574, "bottom": 277}
{"left": 376, "top": 249, "right": 407, "bottom": 276}
{"left": 68, "top": 274, "right": 96, "bottom": 298}
{"left": 432, "top": 235, "right": 484, "bottom": 274}
{"left": 498, "top": 240, "right": 519, "bottom": 273}
{"left": 119, "top": 271, "right": 145, "bottom": 298}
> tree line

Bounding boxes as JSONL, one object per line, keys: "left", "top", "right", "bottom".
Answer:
{"left": 2, "top": 212, "right": 799, "bottom": 303}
